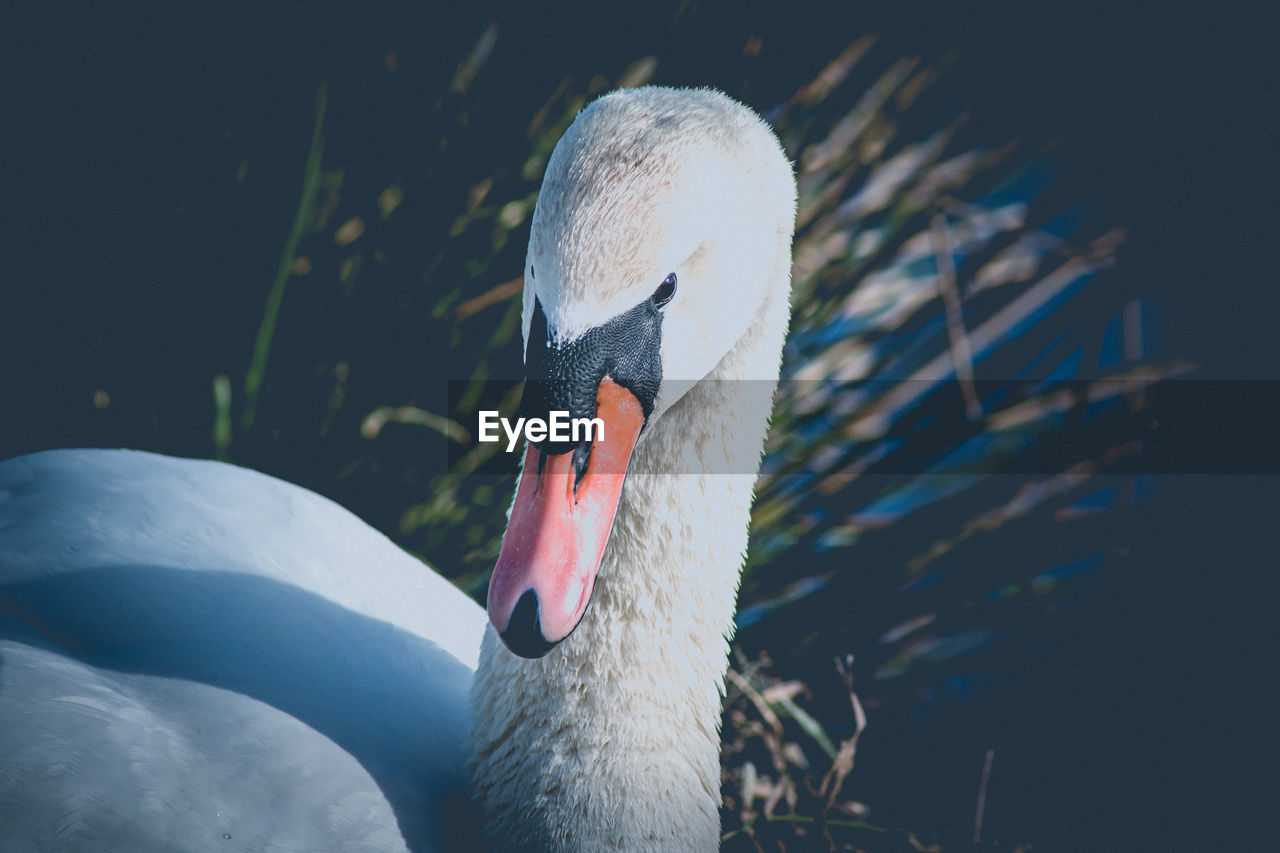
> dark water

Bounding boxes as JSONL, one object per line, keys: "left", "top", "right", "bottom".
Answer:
{"left": 5, "top": 2, "right": 1275, "bottom": 446}
{"left": 3, "top": 2, "right": 1275, "bottom": 849}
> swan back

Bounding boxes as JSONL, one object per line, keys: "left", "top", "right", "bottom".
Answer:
{"left": 0, "top": 448, "right": 486, "bottom": 851}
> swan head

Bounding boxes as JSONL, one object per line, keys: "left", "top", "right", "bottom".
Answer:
{"left": 486, "top": 87, "right": 796, "bottom": 658}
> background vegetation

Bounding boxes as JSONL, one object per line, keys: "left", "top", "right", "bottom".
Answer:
{"left": 3, "top": 3, "right": 1275, "bottom": 850}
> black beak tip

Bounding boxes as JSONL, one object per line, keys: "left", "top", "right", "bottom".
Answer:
{"left": 499, "top": 589, "right": 558, "bottom": 659}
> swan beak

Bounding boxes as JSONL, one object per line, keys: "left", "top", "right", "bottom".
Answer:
{"left": 487, "top": 377, "right": 644, "bottom": 658}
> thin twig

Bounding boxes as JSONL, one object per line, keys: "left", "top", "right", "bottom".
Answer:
{"left": 973, "top": 747, "right": 995, "bottom": 844}
{"left": 455, "top": 275, "right": 523, "bottom": 320}
{"left": 727, "top": 668, "right": 785, "bottom": 737}
{"left": 242, "top": 81, "right": 328, "bottom": 432}
{"left": 1123, "top": 298, "right": 1147, "bottom": 409}
{"left": 932, "top": 212, "right": 982, "bottom": 421}
{"left": 819, "top": 655, "right": 867, "bottom": 814}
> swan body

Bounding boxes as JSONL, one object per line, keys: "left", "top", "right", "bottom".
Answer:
{"left": 0, "top": 449, "right": 485, "bottom": 851}
{"left": 0, "top": 86, "right": 795, "bottom": 851}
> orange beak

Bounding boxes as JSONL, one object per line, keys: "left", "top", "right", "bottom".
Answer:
{"left": 486, "top": 377, "right": 645, "bottom": 657}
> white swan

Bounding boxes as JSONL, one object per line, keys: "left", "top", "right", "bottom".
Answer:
{"left": 0, "top": 86, "right": 796, "bottom": 851}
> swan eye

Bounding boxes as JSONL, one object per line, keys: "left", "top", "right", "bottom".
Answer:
{"left": 651, "top": 273, "right": 677, "bottom": 308}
